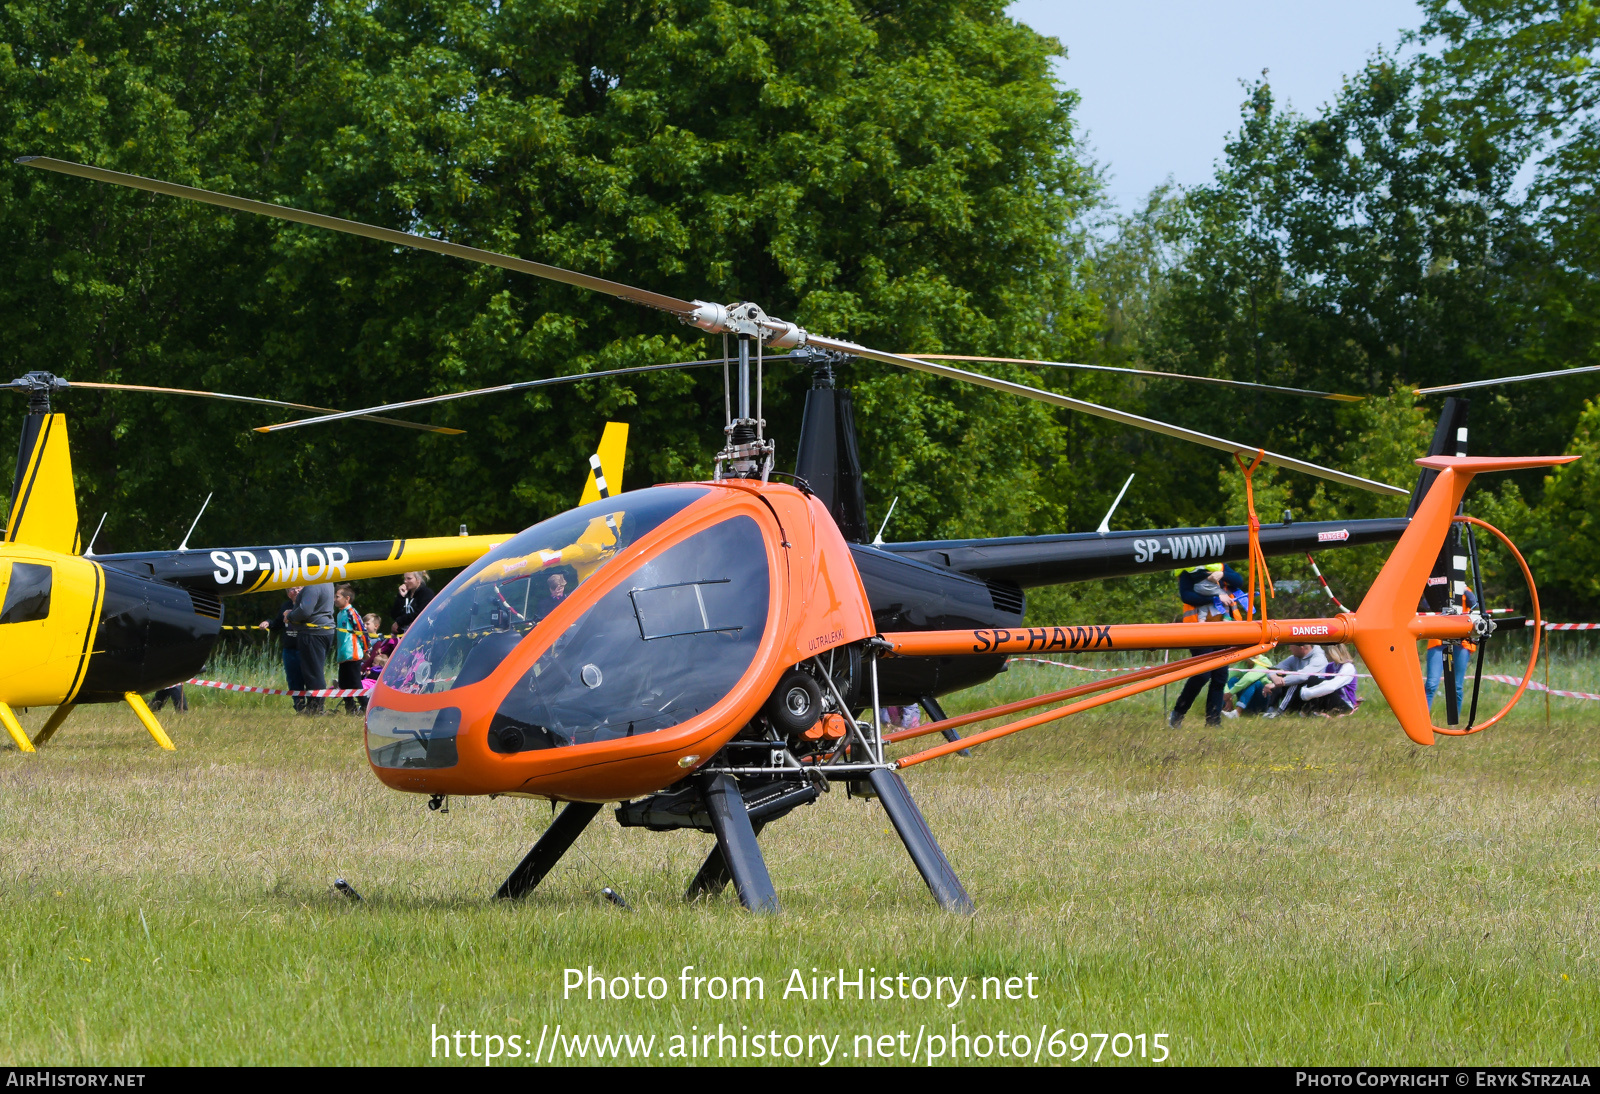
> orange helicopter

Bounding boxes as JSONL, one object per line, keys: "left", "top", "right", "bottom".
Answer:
{"left": 18, "top": 156, "right": 1568, "bottom": 915}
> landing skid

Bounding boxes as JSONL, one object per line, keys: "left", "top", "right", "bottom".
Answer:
{"left": 496, "top": 767, "right": 971, "bottom": 915}
{"left": 496, "top": 801, "right": 602, "bottom": 900}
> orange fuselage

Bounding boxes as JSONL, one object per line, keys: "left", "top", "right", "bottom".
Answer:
{"left": 365, "top": 481, "right": 873, "bottom": 803}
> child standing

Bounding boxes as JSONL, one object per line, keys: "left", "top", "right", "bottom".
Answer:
{"left": 333, "top": 584, "right": 370, "bottom": 715}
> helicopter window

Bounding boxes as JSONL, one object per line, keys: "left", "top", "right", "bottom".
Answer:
{"left": 487, "top": 514, "right": 770, "bottom": 750}
{"left": 381, "top": 486, "right": 708, "bottom": 695}
{"left": 365, "top": 706, "right": 462, "bottom": 769}
{"left": 0, "top": 563, "right": 52, "bottom": 625}
{"left": 630, "top": 580, "right": 740, "bottom": 640}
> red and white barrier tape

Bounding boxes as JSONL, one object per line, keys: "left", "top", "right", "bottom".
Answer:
{"left": 1012, "top": 659, "right": 1600, "bottom": 702}
{"left": 186, "top": 678, "right": 369, "bottom": 698}
{"left": 1481, "top": 675, "right": 1600, "bottom": 701}
{"left": 1304, "top": 553, "right": 1353, "bottom": 614}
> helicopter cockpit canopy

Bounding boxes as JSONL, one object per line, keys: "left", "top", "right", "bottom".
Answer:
{"left": 381, "top": 486, "right": 708, "bottom": 696}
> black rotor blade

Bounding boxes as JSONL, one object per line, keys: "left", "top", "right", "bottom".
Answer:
{"left": 16, "top": 156, "right": 700, "bottom": 317}
{"left": 64, "top": 380, "right": 464, "bottom": 434}
{"left": 907, "top": 355, "right": 1363, "bottom": 402}
{"left": 808, "top": 336, "right": 1408, "bottom": 497}
{"left": 252, "top": 355, "right": 804, "bottom": 433}
{"left": 12, "top": 157, "right": 1400, "bottom": 493}
{"left": 1416, "top": 364, "right": 1600, "bottom": 395}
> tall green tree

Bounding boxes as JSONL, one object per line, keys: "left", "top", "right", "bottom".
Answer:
{"left": 1, "top": 0, "right": 1100, "bottom": 562}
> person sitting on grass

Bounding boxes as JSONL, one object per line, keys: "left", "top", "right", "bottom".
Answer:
{"left": 1260, "top": 642, "right": 1328, "bottom": 717}
{"left": 1297, "top": 644, "right": 1359, "bottom": 717}
{"left": 1222, "top": 654, "right": 1275, "bottom": 717}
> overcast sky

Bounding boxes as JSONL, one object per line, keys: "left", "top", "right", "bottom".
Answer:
{"left": 1008, "top": 0, "right": 1426, "bottom": 210}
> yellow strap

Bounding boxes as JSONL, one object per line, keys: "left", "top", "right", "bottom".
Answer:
{"left": 0, "top": 702, "right": 35, "bottom": 753}
{"left": 124, "top": 693, "right": 176, "bottom": 751}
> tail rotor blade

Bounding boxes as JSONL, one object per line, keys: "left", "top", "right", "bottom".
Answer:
{"left": 906, "top": 354, "right": 1363, "bottom": 402}
{"left": 809, "top": 336, "right": 1408, "bottom": 497}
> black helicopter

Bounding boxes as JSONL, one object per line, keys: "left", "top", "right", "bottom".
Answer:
{"left": 789, "top": 360, "right": 1466, "bottom": 716}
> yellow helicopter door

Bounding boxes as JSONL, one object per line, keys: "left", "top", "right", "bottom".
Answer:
{"left": 0, "top": 551, "right": 100, "bottom": 707}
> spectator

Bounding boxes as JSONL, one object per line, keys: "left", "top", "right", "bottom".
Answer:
{"left": 260, "top": 587, "right": 305, "bottom": 712}
{"left": 531, "top": 570, "right": 574, "bottom": 620}
{"left": 149, "top": 684, "right": 188, "bottom": 712}
{"left": 879, "top": 706, "right": 920, "bottom": 730}
{"left": 364, "top": 620, "right": 398, "bottom": 687}
{"left": 291, "top": 581, "right": 336, "bottom": 715}
{"left": 362, "top": 612, "right": 382, "bottom": 641}
{"left": 1222, "top": 654, "right": 1274, "bottom": 717}
{"left": 1299, "top": 644, "right": 1359, "bottom": 716}
{"left": 1168, "top": 562, "right": 1248, "bottom": 728}
{"left": 392, "top": 571, "right": 435, "bottom": 634}
{"left": 1260, "top": 642, "right": 1329, "bottom": 717}
{"left": 1422, "top": 587, "right": 1479, "bottom": 714}
{"left": 333, "top": 584, "right": 369, "bottom": 715}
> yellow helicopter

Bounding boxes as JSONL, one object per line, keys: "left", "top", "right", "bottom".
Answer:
{"left": 0, "top": 368, "right": 628, "bottom": 753}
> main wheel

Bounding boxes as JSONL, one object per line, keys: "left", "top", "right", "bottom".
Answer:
{"left": 765, "top": 670, "right": 823, "bottom": 734}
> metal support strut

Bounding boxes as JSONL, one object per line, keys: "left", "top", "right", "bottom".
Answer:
{"left": 868, "top": 767, "right": 974, "bottom": 914}
{"left": 918, "top": 694, "right": 970, "bottom": 755}
{"left": 696, "top": 774, "right": 779, "bottom": 913}
{"left": 496, "top": 801, "right": 602, "bottom": 900}
{"left": 686, "top": 821, "right": 766, "bottom": 901}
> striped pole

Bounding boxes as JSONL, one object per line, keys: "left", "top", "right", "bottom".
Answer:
{"left": 1304, "top": 553, "right": 1353, "bottom": 614}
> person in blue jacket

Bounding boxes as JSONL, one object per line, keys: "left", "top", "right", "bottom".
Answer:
{"left": 1168, "top": 562, "right": 1249, "bottom": 728}
{"left": 1422, "top": 586, "right": 1479, "bottom": 714}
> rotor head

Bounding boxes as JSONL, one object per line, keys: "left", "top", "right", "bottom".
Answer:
{"left": 3, "top": 372, "right": 70, "bottom": 414}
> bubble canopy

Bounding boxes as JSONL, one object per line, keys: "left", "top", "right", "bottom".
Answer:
{"left": 379, "top": 486, "right": 708, "bottom": 696}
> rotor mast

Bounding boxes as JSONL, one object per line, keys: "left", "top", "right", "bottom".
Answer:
{"left": 692, "top": 301, "right": 803, "bottom": 481}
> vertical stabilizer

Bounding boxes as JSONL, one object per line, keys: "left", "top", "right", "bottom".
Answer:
{"left": 578, "top": 422, "right": 629, "bottom": 505}
{"left": 794, "top": 368, "right": 868, "bottom": 542}
{"left": 1412, "top": 398, "right": 1469, "bottom": 611}
{"left": 6, "top": 412, "right": 78, "bottom": 553}
{"left": 1355, "top": 453, "right": 1577, "bottom": 746}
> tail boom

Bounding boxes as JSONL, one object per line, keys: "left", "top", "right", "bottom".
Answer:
{"left": 883, "top": 455, "right": 1574, "bottom": 751}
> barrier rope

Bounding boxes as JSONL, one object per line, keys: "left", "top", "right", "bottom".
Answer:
{"left": 186, "top": 678, "right": 367, "bottom": 698}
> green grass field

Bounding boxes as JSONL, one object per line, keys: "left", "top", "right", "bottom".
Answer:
{"left": 0, "top": 643, "right": 1596, "bottom": 1066}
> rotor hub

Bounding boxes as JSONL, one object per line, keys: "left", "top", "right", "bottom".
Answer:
{"left": 5, "top": 371, "right": 68, "bottom": 414}
{"left": 687, "top": 300, "right": 808, "bottom": 350}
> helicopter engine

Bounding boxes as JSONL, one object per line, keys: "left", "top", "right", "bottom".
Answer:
{"left": 76, "top": 565, "right": 223, "bottom": 702}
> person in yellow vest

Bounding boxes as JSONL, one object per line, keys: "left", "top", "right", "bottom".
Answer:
{"left": 1168, "top": 562, "right": 1249, "bottom": 728}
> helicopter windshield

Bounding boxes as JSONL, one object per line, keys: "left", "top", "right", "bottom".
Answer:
{"left": 486, "top": 514, "right": 771, "bottom": 751}
{"left": 380, "top": 486, "right": 708, "bottom": 696}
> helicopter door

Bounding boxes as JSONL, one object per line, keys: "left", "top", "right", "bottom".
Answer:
{"left": 0, "top": 558, "right": 58, "bottom": 704}
{"left": 0, "top": 554, "right": 99, "bottom": 707}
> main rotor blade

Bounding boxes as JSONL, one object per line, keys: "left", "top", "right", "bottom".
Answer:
{"left": 66, "top": 381, "right": 464, "bottom": 434}
{"left": 1416, "top": 364, "right": 1600, "bottom": 395}
{"left": 252, "top": 355, "right": 803, "bottom": 433}
{"left": 908, "top": 354, "right": 1364, "bottom": 402}
{"left": 17, "top": 156, "right": 699, "bottom": 317}
{"left": 810, "top": 336, "right": 1408, "bottom": 497}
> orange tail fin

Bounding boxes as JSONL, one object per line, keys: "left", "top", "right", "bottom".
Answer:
{"left": 1354, "top": 455, "right": 1576, "bottom": 745}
